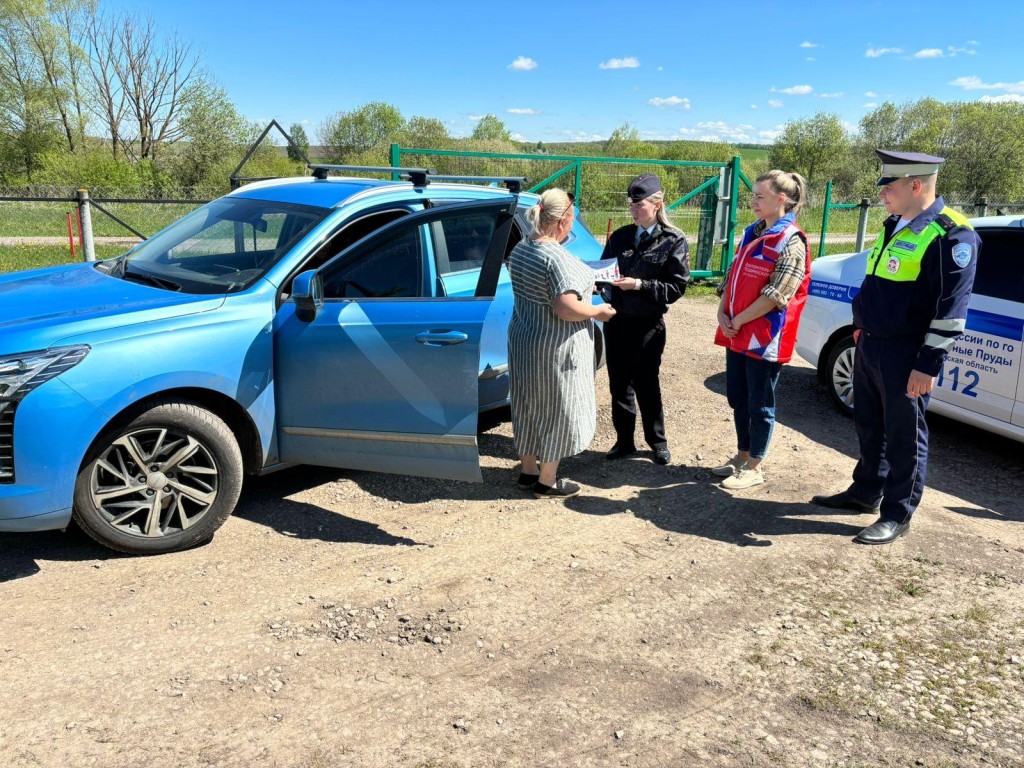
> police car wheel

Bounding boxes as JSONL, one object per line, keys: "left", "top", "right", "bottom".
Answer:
{"left": 825, "top": 335, "right": 856, "bottom": 417}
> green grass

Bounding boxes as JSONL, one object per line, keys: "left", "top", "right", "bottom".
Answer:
{"left": 0, "top": 200, "right": 203, "bottom": 238}
{"left": 738, "top": 147, "right": 769, "bottom": 164}
{"left": 0, "top": 243, "right": 128, "bottom": 274}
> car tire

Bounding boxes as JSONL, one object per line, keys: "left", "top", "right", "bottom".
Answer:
{"left": 73, "top": 400, "right": 244, "bottom": 555}
{"left": 825, "top": 335, "right": 856, "bottom": 417}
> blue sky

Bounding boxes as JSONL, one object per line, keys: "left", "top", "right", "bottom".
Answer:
{"left": 105, "top": 0, "right": 1024, "bottom": 145}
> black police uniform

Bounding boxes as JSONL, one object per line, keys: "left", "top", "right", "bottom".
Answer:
{"left": 602, "top": 222, "right": 690, "bottom": 452}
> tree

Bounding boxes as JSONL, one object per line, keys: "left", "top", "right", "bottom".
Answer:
{"left": 603, "top": 123, "right": 657, "bottom": 159}
{"left": 286, "top": 122, "right": 309, "bottom": 162}
{"left": 173, "top": 78, "right": 250, "bottom": 188}
{"left": 470, "top": 113, "right": 510, "bottom": 142}
{"left": 399, "top": 115, "right": 450, "bottom": 149}
{"left": 768, "top": 112, "right": 850, "bottom": 181}
{"left": 943, "top": 101, "right": 1024, "bottom": 200}
{"left": 318, "top": 101, "right": 405, "bottom": 162}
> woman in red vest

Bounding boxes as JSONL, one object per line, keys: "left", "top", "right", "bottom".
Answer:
{"left": 712, "top": 170, "right": 811, "bottom": 490}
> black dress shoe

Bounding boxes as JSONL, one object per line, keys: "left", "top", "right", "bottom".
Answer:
{"left": 606, "top": 444, "right": 637, "bottom": 460}
{"left": 811, "top": 488, "right": 880, "bottom": 514}
{"left": 653, "top": 447, "right": 671, "bottom": 465}
{"left": 854, "top": 517, "right": 910, "bottom": 545}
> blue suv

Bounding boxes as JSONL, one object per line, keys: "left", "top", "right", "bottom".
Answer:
{"left": 0, "top": 167, "right": 604, "bottom": 553}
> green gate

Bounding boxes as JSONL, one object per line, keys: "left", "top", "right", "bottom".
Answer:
{"left": 390, "top": 144, "right": 743, "bottom": 278}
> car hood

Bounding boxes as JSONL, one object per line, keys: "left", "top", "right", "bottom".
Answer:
{"left": 0, "top": 262, "right": 225, "bottom": 352}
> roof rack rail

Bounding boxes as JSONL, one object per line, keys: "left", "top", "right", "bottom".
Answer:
{"left": 428, "top": 175, "right": 530, "bottom": 194}
{"left": 307, "top": 163, "right": 435, "bottom": 186}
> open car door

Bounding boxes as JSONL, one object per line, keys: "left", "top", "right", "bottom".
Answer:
{"left": 273, "top": 197, "right": 516, "bottom": 481}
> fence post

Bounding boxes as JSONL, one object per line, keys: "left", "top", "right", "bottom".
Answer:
{"left": 818, "top": 180, "right": 833, "bottom": 259}
{"left": 722, "top": 155, "right": 741, "bottom": 273}
{"left": 390, "top": 143, "right": 401, "bottom": 181}
{"left": 977, "top": 196, "right": 987, "bottom": 218}
{"left": 855, "top": 198, "right": 870, "bottom": 252}
{"left": 573, "top": 159, "right": 582, "bottom": 207}
{"left": 77, "top": 188, "right": 96, "bottom": 262}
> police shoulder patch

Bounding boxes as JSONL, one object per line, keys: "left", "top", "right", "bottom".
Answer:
{"left": 951, "top": 242, "right": 973, "bottom": 268}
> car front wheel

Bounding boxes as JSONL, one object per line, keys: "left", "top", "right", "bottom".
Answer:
{"left": 825, "top": 335, "right": 856, "bottom": 417}
{"left": 73, "top": 401, "right": 243, "bottom": 554}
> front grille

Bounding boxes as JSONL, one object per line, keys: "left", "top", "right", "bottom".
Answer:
{"left": 0, "top": 401, "right": 16, "bottom": 483}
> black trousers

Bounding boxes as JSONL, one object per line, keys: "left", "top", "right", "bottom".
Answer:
{"left": 604, "top": 314, "right": 667, "bottom": 449}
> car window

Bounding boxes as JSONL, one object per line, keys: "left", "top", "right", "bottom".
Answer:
{"left": 434, "top": 212, "right": 496, "bottom": 275}
{"left": 109, "top": 198, "right": 329, "bottom": 294}
{"left": 322, "top": 225, "right": 425, "bottom": 299}
{"left": 971, "top": 230, "right": 1024, "bottom": 303}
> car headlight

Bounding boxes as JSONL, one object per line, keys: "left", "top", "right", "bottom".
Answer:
{"left": 0, "top": 346, "right": 91, "bottom": 404}
{"left": 0, "top": 346, "right": 90, "bottom": 482}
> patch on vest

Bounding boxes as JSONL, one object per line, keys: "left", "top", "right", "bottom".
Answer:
{"left": 886, "top": 256, "right": 901, "bottom": 274}
{"left": 951, "top": 242, "right": 973, "bottom": 268}
{"left": 892, "top": 240, "right": 917, "bottom": 252}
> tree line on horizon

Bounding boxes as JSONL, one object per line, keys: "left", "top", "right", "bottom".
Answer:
{"left": 3, "top": 1, "right": 1022, "bottom": 203}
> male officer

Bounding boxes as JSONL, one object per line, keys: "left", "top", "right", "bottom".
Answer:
{"left": 812, "top": 150, "right": 980, "bottom": 544}
{"left": 602, "top": 174, "right": 690, "bottom": 465}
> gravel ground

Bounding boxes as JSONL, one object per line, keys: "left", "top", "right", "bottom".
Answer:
{"left": 1, "top": 295, "right": 1021, "bottom": 768}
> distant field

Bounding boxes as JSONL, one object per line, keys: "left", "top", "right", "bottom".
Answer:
{"left": 738, "top": 147, "right": 769, "bottom": 164}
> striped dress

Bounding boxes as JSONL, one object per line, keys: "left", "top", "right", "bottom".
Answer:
{"left": 507, "top": 238, "right": 597, "bottom": 463}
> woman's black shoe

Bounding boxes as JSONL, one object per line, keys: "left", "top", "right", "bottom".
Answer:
{"left": 516, "top": 472, "right": 540, "bottom": 489}
{"left": 533, "top": 478, "right": 582, "bottom": 498}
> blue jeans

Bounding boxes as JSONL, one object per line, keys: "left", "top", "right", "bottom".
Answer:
{"left": 725, "top": 349, "right": 783, "bottom": 460}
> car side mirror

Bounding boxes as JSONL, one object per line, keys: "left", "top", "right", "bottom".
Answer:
{"left": 292, "top": 270, "right": 323, "bottom": 322}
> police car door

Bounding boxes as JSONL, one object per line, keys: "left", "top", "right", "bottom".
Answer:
{"left": 274, "top": 198, "right": 516, "bottom": 482}
{"left": 936, "top": 228, "right": 1024, "bottom": 424}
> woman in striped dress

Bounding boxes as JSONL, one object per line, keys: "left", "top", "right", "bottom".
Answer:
{"left": 507, "top": 189, "right": 617, "bottom": 498}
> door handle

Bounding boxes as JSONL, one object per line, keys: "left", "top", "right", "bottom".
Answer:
{"left": 415, "top": 330, "right": 468, "bottom": 347}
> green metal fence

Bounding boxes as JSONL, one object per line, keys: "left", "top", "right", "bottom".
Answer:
{"left": 391, "top": 144, "right": 743, "bottom": 279}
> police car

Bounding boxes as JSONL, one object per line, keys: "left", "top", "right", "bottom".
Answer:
{"left": 795, "top": 215, "right": 1024, "bottom": 443}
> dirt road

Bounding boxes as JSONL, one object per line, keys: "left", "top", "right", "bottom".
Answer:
{"left": 1, "top": 296, "right": 1021, "bottom": 768}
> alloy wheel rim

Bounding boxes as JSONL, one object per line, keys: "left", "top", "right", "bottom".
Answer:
{"left": 832, "top": 347, "right": 856, "bottom": 409}
{"left": 89, "top": 427, "right": 219, "bottom": 538}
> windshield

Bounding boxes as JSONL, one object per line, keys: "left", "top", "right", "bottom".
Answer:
{"left": 100, "top": 197, "right": 330, "bottom": 294}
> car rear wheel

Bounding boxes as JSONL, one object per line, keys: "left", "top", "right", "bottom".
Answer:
{"left": 73, "top": 401, "right": 243, "bottom": 554}
{"left": 825, "top": 335, "right": 856, "bottom": 417}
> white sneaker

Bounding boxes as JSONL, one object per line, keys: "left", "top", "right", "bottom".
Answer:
{"left": 721, "top": 467, "right": 765, "bottom": 490}
{"left": 711, "top": 453, "right": 746, "bottom": 477}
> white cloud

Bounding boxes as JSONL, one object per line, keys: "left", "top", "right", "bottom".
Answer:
{"left": 758, "top": 127, "right": 782, "bottom": 141}
{"left": 799, "top": 41, "right": 819, "bottom": 48}
{"left": 950, "top": 76, "right": 1024, "bottom": 94}
{"left": 967, "top": 39, "right": 980, "bottom": 46}
{"left": 866, "top": 47, "right": 903, "bottom": 58}
{"left": 599, "top": 57, "right": 640, "bottom": 70}
{"left": 979, "top": 93, "right": 1024, "bottom": 104}
{"left": 656, "top": 66, "right": 664, "bottom": 72}
{"left": 947, "top": 45, "right": 977, "bottom": 56}
{"left": 467, "top": 114, "right": 486, "bottom": 122}
{"left": 508, "top": 56, "right": 537, "bottom": 71}
{"left": 510, "top": 132, "right": 527, "bottom": 141}
{"left": 648, "top": 96, "right": 691, "bottom": 109}
{"left": 805, "top": 56, "right": 816, "bottom": 62}
{"left": 768, "top": 99, "right": 784, "bottom": 108}
{"left": 561, "top": 130, "right": 606, "bottom": 141}
{"left": 750, "top": 104, "right": 759, "bottom": 110}
{"left": 770, "top": 84, "right": 813, "bottom": 95}
{"left": 863, "top": 102, "right": 877, "bottom": 108}
{"left": 506, "top": 107, "right": 540, "bottom": 115}
{"left": 819, "top": 91, "right": 844, "bottom": 98}
{"left": 677, "top": 121, "right": 757, "bottom": 143}
{"left": 914, "top": 48, "right": 944, "bottom": 58}
{"left": 864, "top": 91, "right": 878, "bottom": 97}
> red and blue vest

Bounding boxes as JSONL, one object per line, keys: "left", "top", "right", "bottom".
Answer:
{"left": 714, "top": 215, "right": 810, "bottom": 363}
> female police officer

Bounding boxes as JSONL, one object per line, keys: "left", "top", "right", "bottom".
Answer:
{"left": 602, "top": 174, "right": 690, "bottom": 465}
